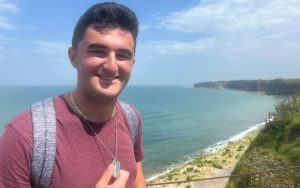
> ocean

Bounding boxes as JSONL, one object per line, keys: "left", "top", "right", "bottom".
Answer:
{"left": 0, "top": 86, "right": 281, "bottom": 179}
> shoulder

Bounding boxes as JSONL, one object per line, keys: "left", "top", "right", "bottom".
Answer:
{"left": 1, "top": 108, "right": 32, "bottom": 142}
{"left": 8, "top": 108, "right": 33, "bottom": 136}
{"left": 0, "top": 110, "right": 33, "bottom": 187}
{"left": 3, "top": 96, "right": 66, "bottom": 144}
{"left": 52, "top": 95, "right": 77, "bottom": 123}
{"left": 10, "top": 108, "right": 31, "bottom": 125}
{"left": 1, "top": 108, "right": 33, "bottom": 151}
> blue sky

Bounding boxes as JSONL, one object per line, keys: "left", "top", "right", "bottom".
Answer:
{"left": 0, "top": 0, "right": 299, "bottom": 86}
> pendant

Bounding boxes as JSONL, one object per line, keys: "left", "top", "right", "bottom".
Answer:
{"left": 112, "top": 159, "right": 120, "bottom": 178}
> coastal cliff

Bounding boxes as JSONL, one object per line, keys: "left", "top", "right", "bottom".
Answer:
{"left": 194, "top": 78, "right": 300, "bottom": 95}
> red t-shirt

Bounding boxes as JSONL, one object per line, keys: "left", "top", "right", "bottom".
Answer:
{"left": 0, "top": 96, "right": 144, "bottom": 188}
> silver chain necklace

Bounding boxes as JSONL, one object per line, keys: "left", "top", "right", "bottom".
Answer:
{"left": 70, "top": 92, "right": 120, "bottom": 178}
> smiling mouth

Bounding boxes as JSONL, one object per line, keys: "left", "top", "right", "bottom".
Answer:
{"left": 96, "top": 73, "right": 119, "bottom": 81}
{"left": 96, "top": 68, "right": 119, "bottom": 82}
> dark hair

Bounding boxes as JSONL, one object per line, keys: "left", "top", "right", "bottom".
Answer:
{"left": 72, "top": 2, "right": 139, "bottom": 50}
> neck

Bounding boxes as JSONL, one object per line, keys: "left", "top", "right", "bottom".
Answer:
{"left": 67, "top": 90, "right": 117, "bottom": 123}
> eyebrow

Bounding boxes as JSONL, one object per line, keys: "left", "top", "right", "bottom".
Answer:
{"left": 86, "top": 43, "right": 133, "bottom": 57}
{"left": 86, "top": 43, "right": 109, "bottom": 50}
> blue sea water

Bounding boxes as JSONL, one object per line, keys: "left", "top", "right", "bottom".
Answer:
{"left": 0, "top": 86, "right": 281, "bottom": 179}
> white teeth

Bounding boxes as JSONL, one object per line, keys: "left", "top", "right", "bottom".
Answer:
{"left": 100, "top": 75, "right": 114, "bottom": 81}
{"left": 97, "top": 69, "right": 118, "bottom": 81}
{"left": 99, "top": 74, "right": 118, "bottom": 81}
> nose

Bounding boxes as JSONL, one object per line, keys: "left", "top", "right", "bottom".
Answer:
{"left": 103, "top": 52, "right": 118, "bottom": 73}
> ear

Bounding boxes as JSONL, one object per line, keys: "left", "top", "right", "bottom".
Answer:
{"left": 68, "top": 47, "right": 77, "bottom": 68}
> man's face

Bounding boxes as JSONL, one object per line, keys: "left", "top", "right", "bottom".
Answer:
{"left": 69, "top": 25, "right": 135, "bottom": 100}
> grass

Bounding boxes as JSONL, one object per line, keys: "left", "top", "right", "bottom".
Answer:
{"left": 226, "top": 95, "right": 300, "bottom": 187}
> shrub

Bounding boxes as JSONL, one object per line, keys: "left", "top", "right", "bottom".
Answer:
{"left": 237, "top": 145, "right": 244, "bottom": 151}
{"left": 186, "top": 167, "right": 194, "bottom": 172}
{"left": 186, "top": 176, "right": 192, "bottom": 181}
{"left": 205, "top": 160, "right": 213, "bottom": 164}
{"left": 166, "top": 174, "right": 173, "bottom": 180}
{"left": 212, "top": 163, "right": 223, "bottom": 169}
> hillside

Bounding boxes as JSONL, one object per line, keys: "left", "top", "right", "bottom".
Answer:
{"left": 226, "top": 95, "right": 300, "bottom": 187}
{"left": 194, "top": 78, "right": 300, "bottom": 95}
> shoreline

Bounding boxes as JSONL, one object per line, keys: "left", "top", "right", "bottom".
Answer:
{"left": 146, "top": 128, "right": 261, "bottom": 187}
{"left": 146, "top": 122, "right": 265, "bottom": 181}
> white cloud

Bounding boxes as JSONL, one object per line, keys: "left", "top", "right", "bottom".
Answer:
{"left": 140, "top": 37, "right": 215, "bottom": 55}
{"left": 159, "top": 0, "right": 300, "bottom": 33}
{"left": 0, "top": 0, "right": 20, "bottom": 13}
{"left": 33, "top": 41, "right": 69, "bottom": 54}
{"left": 32, "top": 40, "right": 70, "bottom": 63}
{"left": 138, "top": 37, "right": 215, "bottom": 62}
{"left": 147, "top": 0, "right": 300, "bottom": 65}
{"left": 0, "top": 16, "right": 15, "bottom": 30}
{"left": 0, "top": 0, "right": 20, "bottom": 30}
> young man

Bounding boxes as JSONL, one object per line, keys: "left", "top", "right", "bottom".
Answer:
{"left": 0, "top": 2, "right": 145, "bottom": 188}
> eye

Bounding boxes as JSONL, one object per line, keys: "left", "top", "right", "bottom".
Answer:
{"left": 117, "top": 52, "right": 132, "bottom": 61}
{"left": 89, "top": 49, "right": 108, "bottom": 58}
{"left": 117, "top": 54, "right": 130, "bottom": 60}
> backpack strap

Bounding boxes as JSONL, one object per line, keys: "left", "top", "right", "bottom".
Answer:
{"left": 119, "top": 101, "right": 139, "bottom": 145}
{"left": 31, "top": 98, "right": 56, "bottom": 188}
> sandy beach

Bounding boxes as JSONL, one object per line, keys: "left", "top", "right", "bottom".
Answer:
{"left": 146, "top": 130, "right": 260, "bottom": 188}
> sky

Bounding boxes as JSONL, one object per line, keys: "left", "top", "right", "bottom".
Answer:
{"left": 0, "top": 0, "right": 299, "bottom": 86}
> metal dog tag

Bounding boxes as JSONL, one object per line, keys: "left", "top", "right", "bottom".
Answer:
{"left": 112, "top": 159, "right": 120, "bottom": 178}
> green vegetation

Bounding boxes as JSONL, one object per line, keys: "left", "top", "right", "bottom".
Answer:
{"left": 212, "top": 163, "right": 223, "bottom": 169}
{"left": 166, "top": 174, "right": 173, "bottom": 180}
{"left": 237, "top": 145, "right": 244, "bottom": 152}
{"left": 186, "top": 176, "right": 192, "bottom": 181}
{"left": 194, "top": 78, "right": 300, "bottom": 95}
{"left": 226, "top": 95, "right": 300, "bottom": 187}
{"left": 186, "top": 167, "right": 194, "bottom": 172}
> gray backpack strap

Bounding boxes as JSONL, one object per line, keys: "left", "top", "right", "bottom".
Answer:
{"left": 31, "top": 98, "right": 56, "bottom": 188}
{"left": 119, "top": 101, "right": 139, "bottom": 144}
